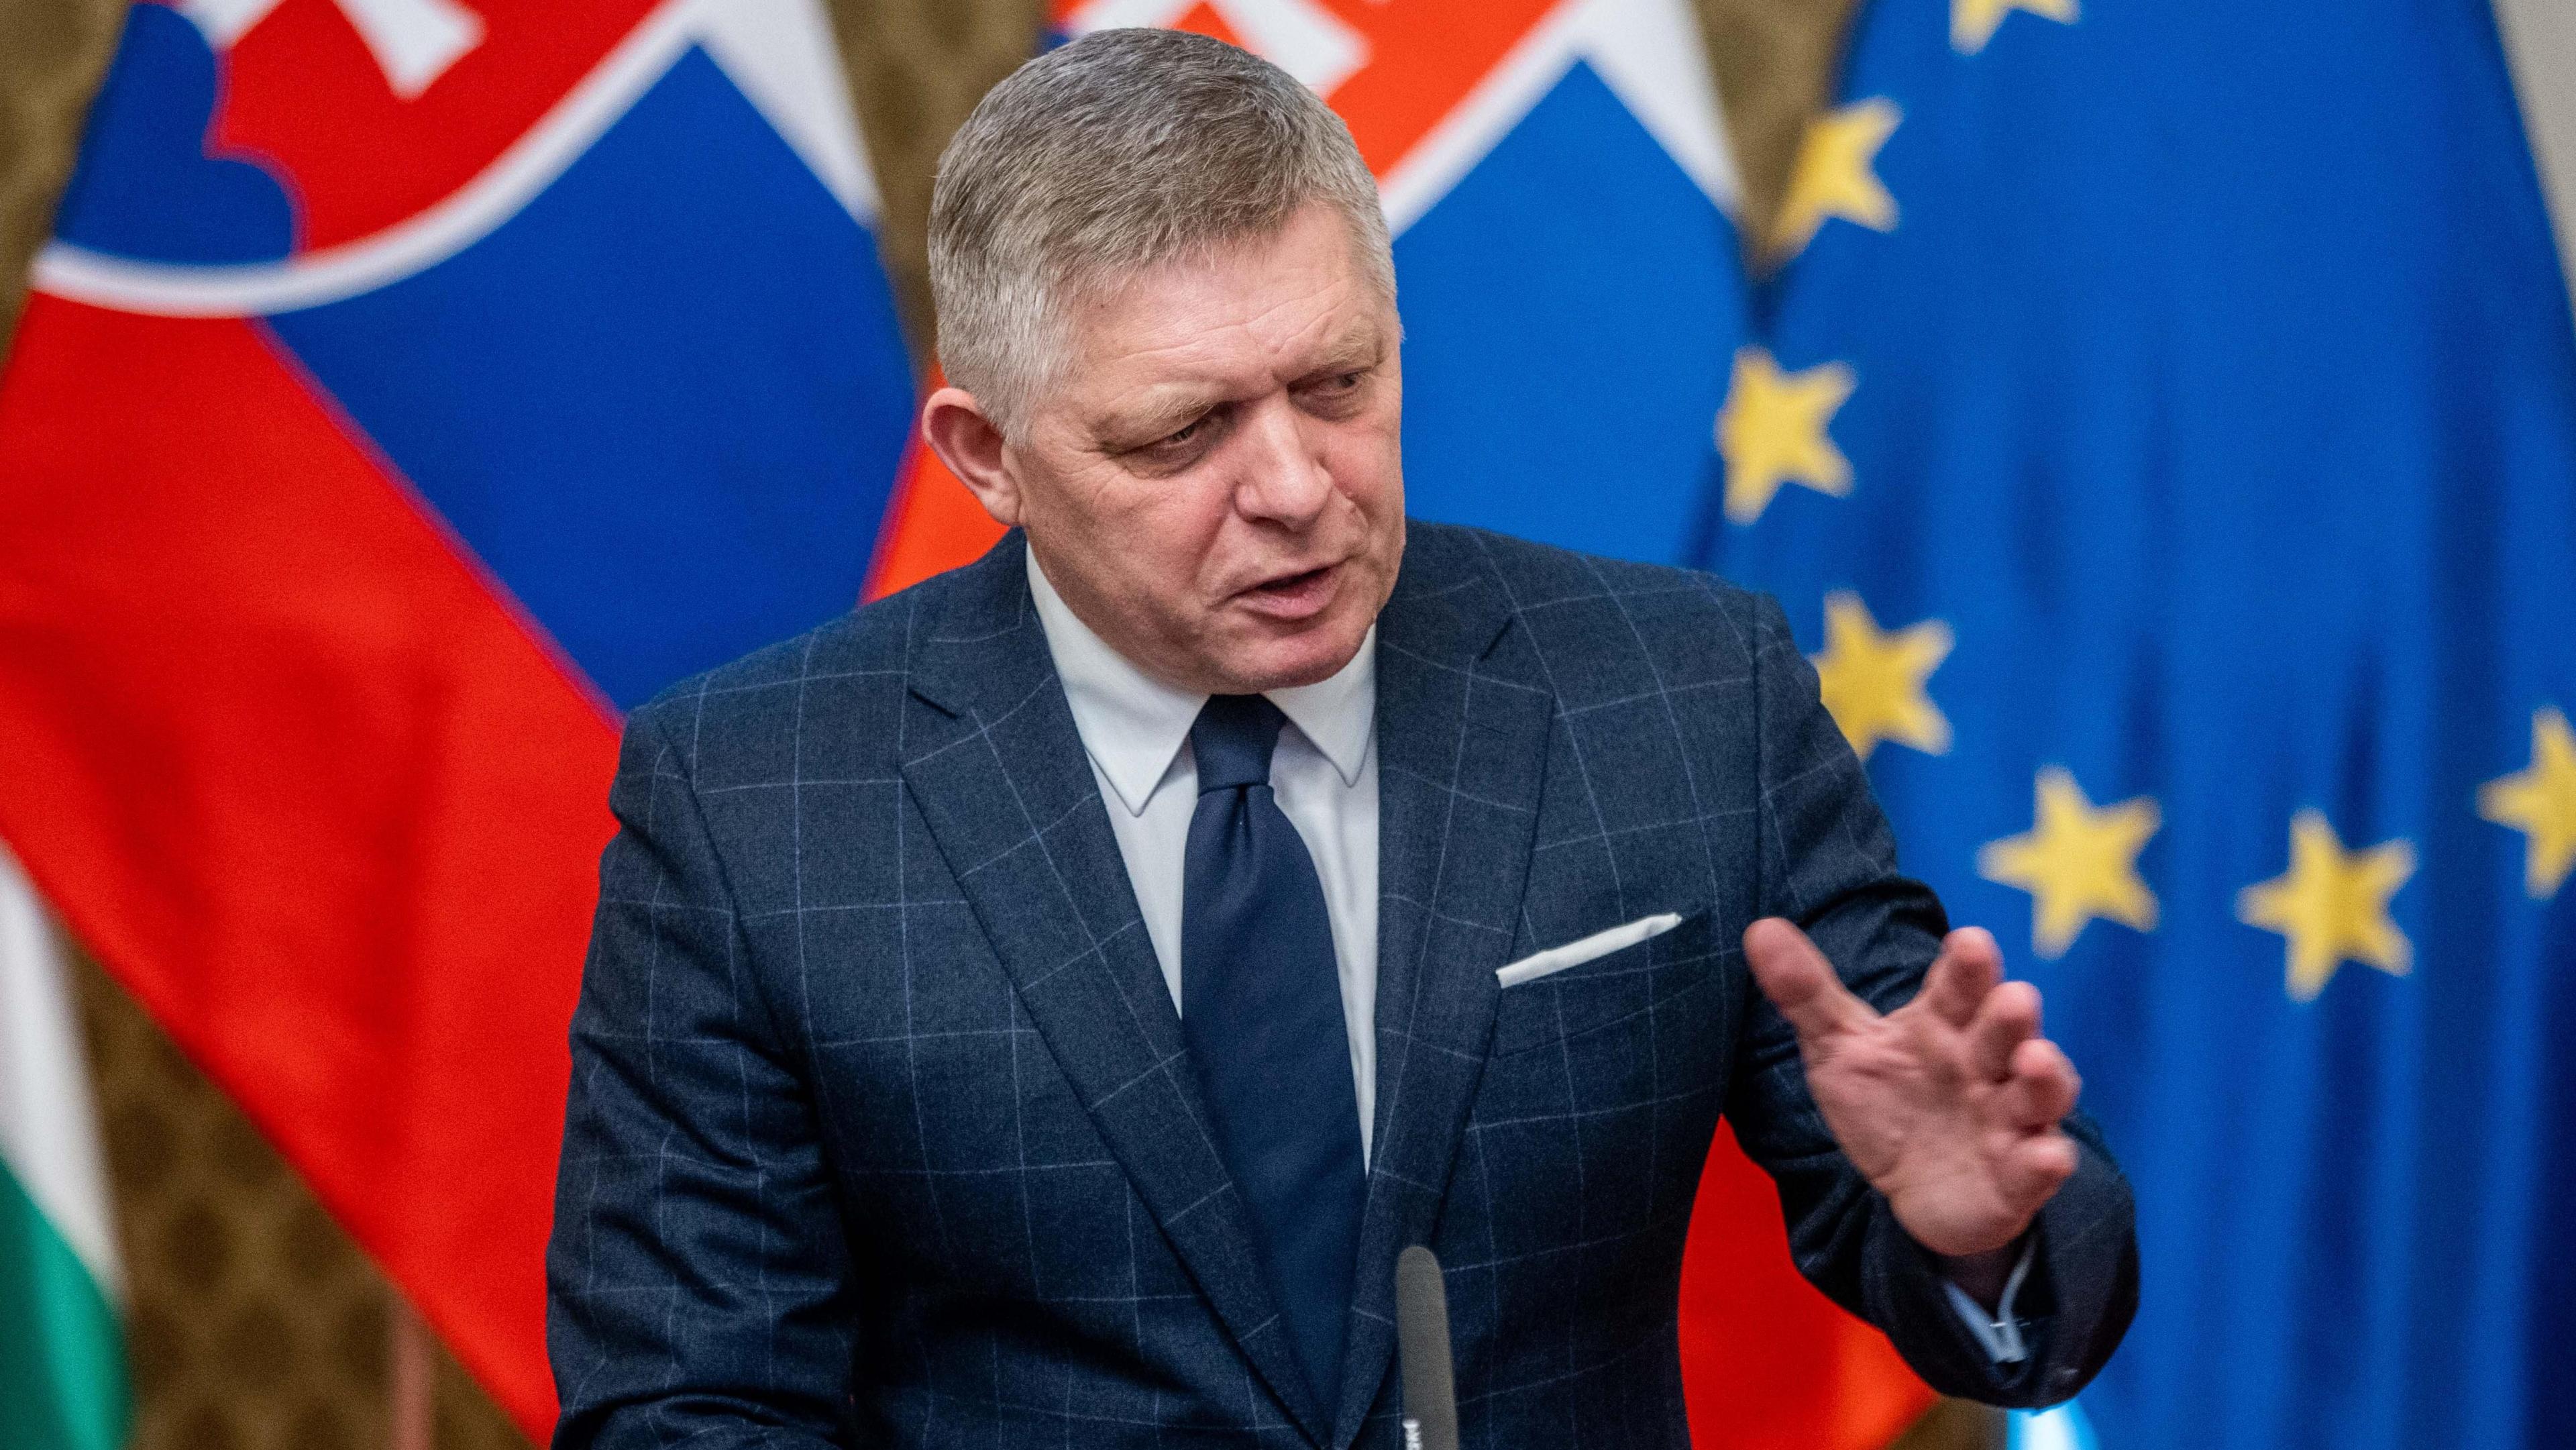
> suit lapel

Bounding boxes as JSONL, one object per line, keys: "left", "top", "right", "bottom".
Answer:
{"left": 897, "top": 537, "right": 1330, "bottom": 1439}
{"left": 1332, "top": 537, "right": 1556, "bottom": 1447}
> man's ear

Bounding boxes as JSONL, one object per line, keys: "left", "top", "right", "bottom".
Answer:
{"left": 921, "top": 386, "right": 1022, "bottom": 528}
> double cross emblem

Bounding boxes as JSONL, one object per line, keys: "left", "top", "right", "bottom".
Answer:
{"left": 180, "top": 0, "right": 486, "bottom": 98}
{"left": 1063, "top": 0, "right": 1371, "bottom": 95}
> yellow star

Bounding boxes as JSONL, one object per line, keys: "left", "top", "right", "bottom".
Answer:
{"left": 1978, "top": 768, "right": 2160, "bottom": 959}
{"left": 2479, "top": 705, "right": 2576, "bottom": 898}
{"left": 2235, "top": 811, "right": 2417, "bottom": 1002}
{"left": 1717, "top": 348, "right": 1856, "bottom": 523}
{"left": 1953, "top": 0, "right": 2078, "bottom": 54}
{"left": 1810, "top": 591, "right": 1952, "bottom": 761}
{"left": 1770, "top": 98, "right": 1901, "bottom": 260}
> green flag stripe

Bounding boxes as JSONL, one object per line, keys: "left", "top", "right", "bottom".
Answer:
{"left": 0, "top": 1158, "right": 127, "bottom": 1450}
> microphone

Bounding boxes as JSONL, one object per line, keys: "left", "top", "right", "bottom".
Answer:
{"left": 1394, "top": 1245, "right": 1458, "bottom": 1450}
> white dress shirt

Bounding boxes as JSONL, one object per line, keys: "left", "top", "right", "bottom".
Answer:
{"left": 1026, "top": 549, "right": 1381, "bottom": 1160}
{"left": 1026, "top": 549, "right": 2031, "bottom": 1357}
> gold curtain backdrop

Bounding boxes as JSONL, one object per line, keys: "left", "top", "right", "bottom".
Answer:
{"left": 0, "top": 1, "right": 2024, "bottom": 1446}
{"left": 0, "top": 0, "right": 125, "bottom": 356}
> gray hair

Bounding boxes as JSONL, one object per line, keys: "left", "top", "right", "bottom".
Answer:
{"left": 928, "top": 28, "right": 1395, "bottom": 437}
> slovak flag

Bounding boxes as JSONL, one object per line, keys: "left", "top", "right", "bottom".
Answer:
{"left": 0, "top": 0, "right": 915, "bottom": 1435}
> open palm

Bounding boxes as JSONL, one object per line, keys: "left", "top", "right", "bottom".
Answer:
{"left": 1743, "top": 918, "right": 2081, "bottom": 1261}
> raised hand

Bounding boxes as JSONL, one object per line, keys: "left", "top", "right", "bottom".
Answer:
{"left": 1742, "top": 917, "right": 2080, "bottom": 1266}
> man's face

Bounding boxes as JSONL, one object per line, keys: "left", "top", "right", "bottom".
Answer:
{"left": 940, "top": 203, "right": 1406, "bottom": 694}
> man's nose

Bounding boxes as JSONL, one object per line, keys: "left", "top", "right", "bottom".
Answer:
{"left": 1229, "top": 397, "right": 1334, "bottom": 527}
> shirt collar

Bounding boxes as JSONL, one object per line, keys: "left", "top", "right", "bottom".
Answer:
{"left": 1026, "top": 545, "right": 1376, "bottom": 817}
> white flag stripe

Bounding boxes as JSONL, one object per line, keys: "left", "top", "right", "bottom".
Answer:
{"left": 695, "top": 0, "right": 883, "bottom": 224}
{"left": 2496, "top": 0, "right": 2576, "bottom": 306}
{"left": 0, "top": 842, "right": 122, "bottom": 1298}
{"left": 1575, "top": 0, "right": 1741, "bottom": 215}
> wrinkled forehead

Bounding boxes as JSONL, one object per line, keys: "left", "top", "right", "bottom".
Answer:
{"left": 1049, "top": 209, "right": 1397, "bottom": 415}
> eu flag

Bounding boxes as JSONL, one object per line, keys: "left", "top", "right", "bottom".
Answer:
{"left": 1703, "top": 1, "right": 2576, "bottom": 1447}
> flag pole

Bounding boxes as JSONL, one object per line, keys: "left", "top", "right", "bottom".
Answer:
{"left": 390, "top": 1296, "right": 434, "bottom": 1450}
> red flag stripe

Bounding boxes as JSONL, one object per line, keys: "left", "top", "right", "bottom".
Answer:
{"left": 0, "top": 295, "right": 605, "bottom": 1438}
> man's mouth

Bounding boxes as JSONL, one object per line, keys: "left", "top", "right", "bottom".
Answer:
{"left": 1235, "top": 563, "right": 1340, "bottom": 620}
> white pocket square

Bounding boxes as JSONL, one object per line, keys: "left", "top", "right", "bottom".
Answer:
{"left": 1496, "top": 913, "right": 1685, "bottom": 989}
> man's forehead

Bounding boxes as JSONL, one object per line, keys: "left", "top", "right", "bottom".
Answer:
{"left": 1077, "top": 207, "right": 1375, "bottom": 341}
{"left": 1068, "top": 309, "right": 1381, "bottom": 431}
{"left": 1089, "top": 239, "right": 1375, "bottom": 344}
{"left": 1065, "top": 270, "right": 1387, "bottom": 423}
{"left": 1090, "top": 301, "right": 1382, "bottom": 380}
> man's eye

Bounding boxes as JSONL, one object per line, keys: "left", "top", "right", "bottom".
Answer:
{"left": 1128, "top": 412, "right": 1217, "bottom": 468}
{"left": 1299, "top": 371, "right": 1365, "bottom": 410}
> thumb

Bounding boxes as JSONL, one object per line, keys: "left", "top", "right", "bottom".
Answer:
{"left": 1743, "top": 918, "right": 1878, "bottom": 1044}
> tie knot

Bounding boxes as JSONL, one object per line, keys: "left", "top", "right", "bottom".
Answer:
{"left": 1191, "top": 694, "right": 1285, "bottom": 793}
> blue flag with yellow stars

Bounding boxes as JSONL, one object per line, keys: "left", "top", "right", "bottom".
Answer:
{"left": 1702, "top": 0, "right": 2576, "bottom": 1446}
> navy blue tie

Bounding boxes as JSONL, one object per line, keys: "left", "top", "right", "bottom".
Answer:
{"left": 1181, "top": 694, "right": 1366, "bottom": 1408}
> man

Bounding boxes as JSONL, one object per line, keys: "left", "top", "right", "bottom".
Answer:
{"left": 547, "top": 28, "right": 2137, "bottom": 1448}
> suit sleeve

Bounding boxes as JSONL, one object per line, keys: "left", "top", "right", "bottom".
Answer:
{"left": 546, "top": 705, "right": 856, "bottom": 1449}
{"left": 1722, "top": 592, "right": 2139, "bottom": 1408}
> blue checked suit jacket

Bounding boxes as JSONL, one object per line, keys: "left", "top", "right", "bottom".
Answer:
{"left": 547, "top": 524, "right": 2138, "bottom": 1449}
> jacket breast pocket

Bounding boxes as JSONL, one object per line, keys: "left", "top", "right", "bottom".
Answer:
{"left": 1489, "top": 909, "right": 1719, "bottom": 1057}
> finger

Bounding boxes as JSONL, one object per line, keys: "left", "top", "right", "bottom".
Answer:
{"left": 1996, "top": 1129, "right": 2080, "bottom": 1211}
{"left": 1743, "top": 918, "right": 1878, "bottom": 1043}
{"left": 1997, "top": 1037, "right": 2081, "bottom": 1129}
{"left": 1917, "top": 927, "right": 2004, "bottom": 1029}
{"left": 1967, "top": 979, "right": 2043, "bottom": 1083}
